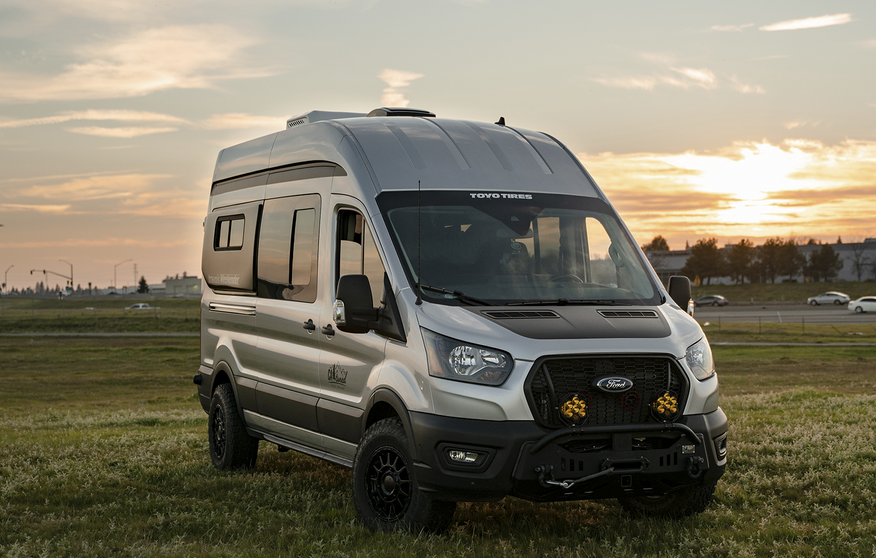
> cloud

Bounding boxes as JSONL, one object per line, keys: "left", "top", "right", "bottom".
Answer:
{"left": 0, "top": 25, "right": 270, "bottom": 101}
{"left": 0, "top": 203, "right": 70, "bottom": 213}
{"left": 760, "top": 13, "right": 853, "bottom": 32}
{"left": 66, "top": 126, "right": 178, "bottom": 138}
{"left": 710, "top": 23, "right": 754, "bottom": 32}
{"left": 593, "top": 55, "right": 760, "bottom": 94}
{"left": 201, "top": 113, "right": 285, "bottom": 130}
{"left": 15, "top": 174, "right": 170, "bottom": 201}
{"left": 579, "top": 139, "right": 876, "bottom": 242}
{"left": 0, "top": 110, "right": 189, "bottom": 128}
{"left": 379, "top": 69, "right": 424, "bottom": 107}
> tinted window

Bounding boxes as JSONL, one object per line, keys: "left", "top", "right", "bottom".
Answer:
{"left": 214, "top": 215, "right": 245, "bottom": 250}
{"left": 336, "top": 209, "right": 386, "bottom": 307}
{"left": 257, "top": 195, "right": 320, "bottom": 302}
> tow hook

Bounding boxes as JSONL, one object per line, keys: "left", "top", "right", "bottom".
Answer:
{"left": 687, "top": 456, "right": 705, "bottom": 479}
{"left": 535, "top": 464, "right": 616, "bottom": 489}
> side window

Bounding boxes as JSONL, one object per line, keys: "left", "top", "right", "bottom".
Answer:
{"left": 214, "top": 215, "right": 245, "bottom": 250}
{"left": 257, "top": 194, "right": 320, "bottom": 302}
{"left": 336, "top": 209, "right": 386, "bottom": 307}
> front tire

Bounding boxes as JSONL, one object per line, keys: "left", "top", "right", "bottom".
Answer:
{"left": 834, "top": 299, "right": 842, "bottom": 305}
{"left": 809, "top": 300, "right": 818, "bottom": 306}
{"left": 352, "top": 418, "right": 456, "bottom": 533}
{"left": 855, "top": 306, "right": 864, "bottom": 313}
{"left": 619, "top": 481, "right": 717, "bottom": 518}
{"left": 209, "top": 383, "right": 259, "bottom": 470}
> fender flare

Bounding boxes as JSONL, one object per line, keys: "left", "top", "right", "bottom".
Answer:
{"left": 210, "top": 360, "right": 249, "bottom": 428}
{"left": 363, "top": 388, "right": 419, "bottom": 461}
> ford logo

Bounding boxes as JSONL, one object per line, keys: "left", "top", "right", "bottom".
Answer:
{"left": 595, "top": 377, "right": 633, "bottom": 393}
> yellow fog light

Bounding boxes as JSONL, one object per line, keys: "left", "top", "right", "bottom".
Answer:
{"left": 651, "top": 392, "right": 679, "bottom": 422}
{"left": 560, "top": 394, "right": 587, "bottom": 426}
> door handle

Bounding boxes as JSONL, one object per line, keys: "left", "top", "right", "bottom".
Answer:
{"left": 303, "top": 319, "right": 316, "bottom": 332}
{"left": 321, "top": 324, "right": 335, "bottom": 337}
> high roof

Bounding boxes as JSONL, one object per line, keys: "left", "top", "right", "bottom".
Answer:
{"left": 212, "top": 110, "right": 602, "bottom": 199}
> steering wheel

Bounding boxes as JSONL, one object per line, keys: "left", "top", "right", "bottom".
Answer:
{"left": 549, "top": 274, "right": 585, "bottom": 283}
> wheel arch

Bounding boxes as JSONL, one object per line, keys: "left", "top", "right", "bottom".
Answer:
{"left": 210, "top": 360, "right": 248, "bottom": 429}
{"left": 363, "top": 388, "right": 419, "bottom": 461}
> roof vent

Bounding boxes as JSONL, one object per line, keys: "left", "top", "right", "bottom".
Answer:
{"left": 285, "top": 110, "right": 366, "bottom": 128}
{"left": 367, "top": 107, "right": 436, "bottom": 118}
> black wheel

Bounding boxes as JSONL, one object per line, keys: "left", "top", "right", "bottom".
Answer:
{"left": 619, "top": 481, "right": 717, "bottom": 518}
{"left": 352, "top": 418, "right": 456, "bottom": 533}
{"left": 209, "top": 383, "right": 259, "bottom": 470}
{"left": 810, "top": 300, "right": 818, "bottom": 306}
{"left": 855, "top": 306, "right": 864, "bottom": 313}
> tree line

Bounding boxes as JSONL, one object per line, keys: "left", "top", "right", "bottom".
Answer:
{"left": 641, "top": 235, "right": 875, "bottom": 285}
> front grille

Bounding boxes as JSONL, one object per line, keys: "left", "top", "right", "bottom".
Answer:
{"left": 525, "top": 356, "right": 686, "bottom": 429}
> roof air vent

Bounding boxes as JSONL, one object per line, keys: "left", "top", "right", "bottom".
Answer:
{"left": 285, "top": 110, "right": 366, "bottom": 128}
{"left": 367, "top": 107, "right": 436, "bottom": 118}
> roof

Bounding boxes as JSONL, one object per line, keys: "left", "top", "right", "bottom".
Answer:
{"left": 212, "top": 111, "right": 602, "bottom": 199}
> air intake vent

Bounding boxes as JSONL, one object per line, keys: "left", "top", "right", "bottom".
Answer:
{"left": 482, "top": 310, "right": 560, "bottom": 319}
{"left": 287, "top": 118, "right": 307, "bottom": 127}
{"left": 598, "top": 310, "right": 659, "bottom": 318}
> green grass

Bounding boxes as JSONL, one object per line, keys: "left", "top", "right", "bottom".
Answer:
{"left": 1, "top": 339, "right": 876, "bottom": 556}
{"left": 703, "top": 322, "right": 876, "bottom": 344}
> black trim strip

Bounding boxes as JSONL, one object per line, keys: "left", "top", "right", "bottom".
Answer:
{"left": 211, "top": 161, "right": 346, "bottom": 196}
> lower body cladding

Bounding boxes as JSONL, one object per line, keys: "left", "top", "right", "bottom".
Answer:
{"left": 409, "top": 409, "right": 727, "bottom": 503}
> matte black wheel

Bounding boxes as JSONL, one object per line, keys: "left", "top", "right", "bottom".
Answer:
{"left": 209, "top": 383, "right": 259, "bottom": 470}
{"left": 619, "top": 481, "right": 717, "bottom": 518}
{"left": 352, "top": 418, "right": 456, "bottom": 532}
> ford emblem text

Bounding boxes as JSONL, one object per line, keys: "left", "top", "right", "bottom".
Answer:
{"left": 596, "top": 377, "right": 633, "bottom": 393}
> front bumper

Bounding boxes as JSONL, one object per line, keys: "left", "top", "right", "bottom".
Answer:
{"left": 409, "top": 408, "right": 727, "bottom": 502}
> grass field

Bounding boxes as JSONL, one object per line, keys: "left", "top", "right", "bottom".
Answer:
{"left": 1, "top": 337, "right": 875, "bottom": 557}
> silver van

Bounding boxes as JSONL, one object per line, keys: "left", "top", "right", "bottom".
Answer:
{"left": 195, "top": 108, "right": 727, "bottom": 532}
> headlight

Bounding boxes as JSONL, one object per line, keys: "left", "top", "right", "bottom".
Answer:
{"left": 421, "top": 329, "right": 513, "bottom": 386}
{"left": 685, "top": 337, "right": 715, "bottom": 381}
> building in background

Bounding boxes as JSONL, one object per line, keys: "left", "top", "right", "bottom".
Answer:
{"left": 163, "top": 273, "right": 202, "bottom": 295}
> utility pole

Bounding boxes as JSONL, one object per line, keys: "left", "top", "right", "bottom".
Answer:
{"left": 3, "top": 265, "right": 12, "bottom": 295}
{"left": 114, "top": 259, "right": 132, "bottom": 293}
{"left": 59, "top": 259, "right": 73, "bottom": 291}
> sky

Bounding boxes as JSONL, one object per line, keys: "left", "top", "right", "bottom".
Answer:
{"left": 1, "top": 0, "right": 875, "bottom": 291}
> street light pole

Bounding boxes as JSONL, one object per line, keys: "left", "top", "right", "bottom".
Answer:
{"left": 114, "top": 259, "right": 132, "bottom": 293}
{"left": 59, "top": 259, "right": 73, "bottom": 291}
{"left": 3, "top": 265, "right": 12, "bottom": 295}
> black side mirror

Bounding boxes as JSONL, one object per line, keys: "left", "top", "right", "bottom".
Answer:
{"left": 334, "top": 275, "right": 377, "bottom": 334}
{"left": 667, "top": 276, "right": 693, "bottom": 314}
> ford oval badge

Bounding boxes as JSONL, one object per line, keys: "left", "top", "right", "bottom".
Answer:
{"left": 596, "top": 377, "right": 633, "bottom": 393}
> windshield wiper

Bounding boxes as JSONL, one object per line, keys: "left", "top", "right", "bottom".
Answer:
{"left": 506, "top": 299, "right": 622, "bottom": 306}
{"left": 418, "top": 284, "right": 494, "bottom": 306}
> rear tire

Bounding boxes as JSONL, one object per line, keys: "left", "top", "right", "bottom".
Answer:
{"left": 209, "top": 383, "right": 259, "bottom": 470}
{"left": 352, "top": 418, "right": 456, "bottom": 533}
{"left": 619, "top": 481, "right": 717, "bottom": 518}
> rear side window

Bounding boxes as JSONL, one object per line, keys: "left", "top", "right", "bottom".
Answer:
{"left": 214, "top": 215, "right": 245, "bottom": 250}
{"left": 257, "top": 194, "right": 320, "bottom": 302}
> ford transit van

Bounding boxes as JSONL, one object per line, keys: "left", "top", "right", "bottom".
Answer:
{"left": 195, "top": 108, "right": 727, "bottom": 532}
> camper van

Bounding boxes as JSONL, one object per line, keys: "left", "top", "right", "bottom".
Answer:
{"left": 195, "top": 108, "right": 727, "bottom": 532}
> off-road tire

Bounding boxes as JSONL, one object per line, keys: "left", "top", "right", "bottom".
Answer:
{"left": 209, "top": 383, "right": 259, "bottom": 470}
{"left": 618, "top": 481, "right": 717, "bottom": 518}
{"left": 352, "top": 418, "right": 456, "bottom": 533}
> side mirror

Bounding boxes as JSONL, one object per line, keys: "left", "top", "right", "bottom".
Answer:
{"left": 667, "top": 276, "right": 693, "bottom": 315}
{"left": 334, "top": 275, "right": 377, "bottom": 334}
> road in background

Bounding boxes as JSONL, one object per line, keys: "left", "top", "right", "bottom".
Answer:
{"left": 694, "top": 304, "right": 876, "bottom": 324}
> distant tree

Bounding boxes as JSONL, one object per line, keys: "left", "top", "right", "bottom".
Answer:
{"left": 681, "top": 238, "right": 724, "bottom": 285}
{"left": 775, "top": 239, "right": 805, "bottom": 281}
{"left": 845, "top": 237, "right": 873, "bottom": 281}
{"left": 641, "top": 235, "right": 670, "bottom": 251}
{"left": 754, "top": 237, "right": 783, "bottom": 283}
{"left": 836, "top": 236, "right": 843, "bottom": 244}
{"left": 726, "top": 239, "right": 755, "bottom": 284}
{"left": 805, "top": 244, "right": 844, "bottom": 282}
{"left": 806, "top": 238, "right": 819, "bottom": 245}
{"left": 137, "top": 276, "right": 149, "bottom": 294}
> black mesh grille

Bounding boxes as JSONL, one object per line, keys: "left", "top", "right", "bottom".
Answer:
{"left": 526, "top": 356, "right": 686, "bottom": 428}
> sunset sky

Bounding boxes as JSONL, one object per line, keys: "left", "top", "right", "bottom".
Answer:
{"left": 1, "top": 1, "right": 875, "bottom": 291}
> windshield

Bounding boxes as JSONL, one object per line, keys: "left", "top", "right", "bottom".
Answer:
{"left": 377, "top": 191, "right": 660, "bottom": 306}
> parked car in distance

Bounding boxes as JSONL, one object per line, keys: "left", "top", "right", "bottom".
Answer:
{"left": 695, "top": 295, "right": 728, "bottom": 307}
{"left": 807, "top": 292, "right": 850, "bottom": 306}
{"left": 848, "top": 296, "right": 876, "bottom": 313}
{"left": 126, "top": 303, "right": 158, "bottom": 310}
